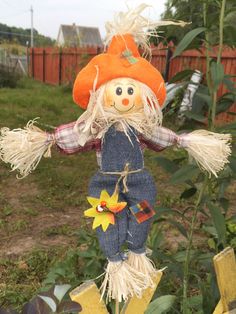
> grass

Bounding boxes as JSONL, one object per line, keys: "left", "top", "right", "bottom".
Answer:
{"left": 0, "top": 248, "right": 66, "bottom": 308}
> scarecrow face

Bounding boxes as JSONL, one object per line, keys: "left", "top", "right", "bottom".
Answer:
{"left": 103, "top": 78, "right": 143, "bottom": 114}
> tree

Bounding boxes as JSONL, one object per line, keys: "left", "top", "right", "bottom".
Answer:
{"left": 0, "top": 23, "right": 55, "bottom": 47}
{"left": 159, "top": 0, "right": 236, "bottom": 46}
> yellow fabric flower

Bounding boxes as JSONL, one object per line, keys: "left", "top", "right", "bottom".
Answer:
{"left": 84, "top": 190, "right": 127, "bottom": 232}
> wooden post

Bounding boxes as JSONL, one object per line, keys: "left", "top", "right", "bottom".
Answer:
{"left": 121, "top": 272, "right": 163, "bottom": 314}
{"left": 213, "top": 247, "right": 236, "bottom": 314}
{"left": 70, "top": 281, "right": 109, "bottom": 314}
{"left": 70, "top": 272, "right": 163, "bottom": 314}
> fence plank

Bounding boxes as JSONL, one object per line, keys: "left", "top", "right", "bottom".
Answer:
{"left": 30, "top": 45, "right": 236, "bottom": 123}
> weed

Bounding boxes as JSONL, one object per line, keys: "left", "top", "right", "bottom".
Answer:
{"left": 44, "top": 225, "right": 74, "bottom": 237}
{"left": 2, "top": 206, "right": 13, "bottom": 217}
{"left": 10, "top": 219, "right": 29, "bottom": 232}
{"left": 0, "top": 248, "right": 66, "bottom": 309}
{"left": 24, "top": 208, "right": 38, "bottom": 217}
{"left": 0, "top": 66, "right": 21, "bottom": 88}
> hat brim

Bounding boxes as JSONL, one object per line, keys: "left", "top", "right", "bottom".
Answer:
{"left": 73, "top": 53, "right": 166, "bottom": 109}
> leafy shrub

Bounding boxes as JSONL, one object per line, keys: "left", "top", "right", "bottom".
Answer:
{"left": 42, "top": 228, "right": 105, "bottom": 289}
{"left": 146, "top": 1, "right": 236, "bottom": 313}
{"left": 0, "top": 66, "right": 21, "bottom": 88}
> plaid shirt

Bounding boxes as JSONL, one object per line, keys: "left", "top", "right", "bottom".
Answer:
{"left": 52, "top": 121, "right": 188, "bottom": 155}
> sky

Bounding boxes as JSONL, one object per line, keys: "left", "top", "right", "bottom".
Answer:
{"left": 0, "top": 0, "right": 167, "bottom": 40}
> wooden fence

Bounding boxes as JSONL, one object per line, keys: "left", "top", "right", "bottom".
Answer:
{"left": 29, "top": 44, "right": 236, "bottom": 123}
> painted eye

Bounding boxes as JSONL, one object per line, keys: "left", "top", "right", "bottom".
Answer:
{"left": 116, "top": 87, "right": 122, "bottom": 95}
{"left": 127, "top": 87, "right": 134, "bottom": 95}
{"left": 96, "top": 205, "right": 104, "bottom": 212}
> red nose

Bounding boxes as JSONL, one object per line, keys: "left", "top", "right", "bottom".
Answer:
{"left": 122, "top": 98, "right": 130, "bottom": 106}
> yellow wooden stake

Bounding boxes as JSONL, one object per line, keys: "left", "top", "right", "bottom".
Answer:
{"left": 213, "top": 247, "right": 236, "bottom": 313}
{"left": 121, "top": 271, "right": 163, "bottom": 314}
{"left": 213, "top": 300, "right": 224, "bottom": 314}
{"left": 70, "top": 281, "right": 109, "bottom": 314}
{"left": 70, "top": 271, "right": 163, "bottom": 314}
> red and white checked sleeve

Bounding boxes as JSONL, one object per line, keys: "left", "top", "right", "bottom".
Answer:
{"left": 47, "top": 121, "right": 101, "bottom": 154}
{"left": 139, "top": 126, "right": 189, "bottom": 152}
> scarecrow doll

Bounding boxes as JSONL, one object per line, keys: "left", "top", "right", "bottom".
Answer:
{"left": 0, "top": 4, "right": 231, "bottom": 303}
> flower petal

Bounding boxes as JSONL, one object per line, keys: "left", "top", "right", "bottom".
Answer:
{"left": 109, "top": 202, "right": 127, "bottom": 213}
{"left": 109, "top": 192, "right": 119, "bottom": 205}
{"left": 102, "top": 213, "right": 114, "bottom": 231}
{"left": 87, "top": 196, "right": 100, "bottom": 207}
{"left": 92, "top": 217, "right": 102, "bottom": 229}
{"left": 84, "top": 207, "right": 97, "bottom": 217}
{"left": 100, "top": 190, "right": 111, "bottom": 201}
{"left": 108, "top": 213, "right": 115, "bottom": 225}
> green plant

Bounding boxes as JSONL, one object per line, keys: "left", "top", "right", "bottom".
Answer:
{"left": 0, "top": 67, "right": 21, "bottom": 88}
{"left": 42, "top": 228, "right": 105, "bottom": 289}
{"left": 148, "top": 1, "right": 236, "bottom": 313}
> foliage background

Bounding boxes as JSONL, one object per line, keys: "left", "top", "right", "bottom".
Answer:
{"left": 0, "top": 22, "right": 55, "bottom": 47}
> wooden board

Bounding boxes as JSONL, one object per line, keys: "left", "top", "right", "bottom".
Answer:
{"left": 70, "top": 281, "right": 109, "bottom": 314}
{"left": 213, "top": 300, "right": 224, "bottom": 314}
{"left": 121, "top": 272, "right": 163, "bottom": 314}
{"left": 213, "top": 247, "right": 236, "bottom": 313}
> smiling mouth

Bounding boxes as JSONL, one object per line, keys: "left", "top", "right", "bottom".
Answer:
{"left": 113, "top": 102, "right": 135, "bottom": 113}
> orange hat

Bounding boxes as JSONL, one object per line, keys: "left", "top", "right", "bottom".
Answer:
{"left": 73, "top": 34, "right": 166, "bottom": 109}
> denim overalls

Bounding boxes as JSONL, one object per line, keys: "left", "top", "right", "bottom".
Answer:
{"left": 88, "top": 125, "right": 157, "bottom": 262}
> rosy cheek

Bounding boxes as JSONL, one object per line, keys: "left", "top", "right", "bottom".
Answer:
{"left": 135, "top": 94, "right": 143, "bottom": 107}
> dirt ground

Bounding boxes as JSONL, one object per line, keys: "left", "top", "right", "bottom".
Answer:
{"left": 0, "top": 174, "right": 84, "bottom": 257}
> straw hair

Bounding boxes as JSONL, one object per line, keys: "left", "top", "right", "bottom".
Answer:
{"left": 183, "top": 130, "right": 232, "bottom": 177}
{"left": 0, "top": 119, "right": 54, "bottom": 179}
{"left": 105, "top": 3, "right": 189, "bottom": 57}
